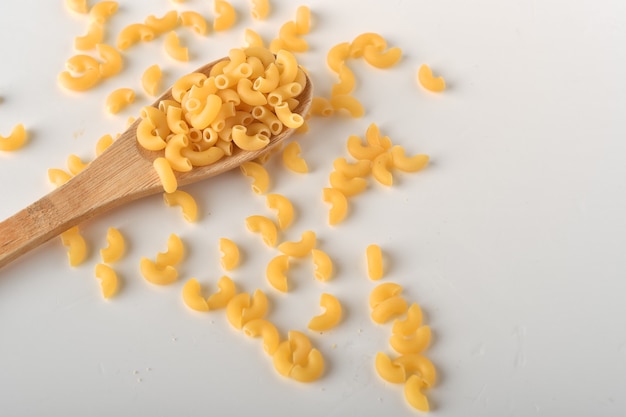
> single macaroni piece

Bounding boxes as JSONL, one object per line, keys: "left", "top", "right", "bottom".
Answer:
{"left": 290, "top": 348, "right": 324, "bottom": 383}
{"left": 66, "top": 0, "right": 87, "bottom": 13}
{"left": 329, "top": 171, "right": 367, "bottom": 197}
{"left": 60, "top": 227, "right": 88, "bottom": 266}
{"left": 277, "top": 230, "right": 316, "bottom": 258}
{"left": 375, "top": 352, "right": 406, "bottom": 384}
{"left": 250, "top": 0, "right": 270, "bottom": 20}
{"left": 163, "top": 190, "right": 198, "bottom": 222}
{"left": 274, "top": 102, "right": 304, "bottom": 128}
{"left": 363, "top": 46, "right": 402, "bottom": 69}
{"left": 240, "top": 161, "right": 270, "bottom": 194}
{"left": 266, "top": 193, "right": 295, "bottom": 230}
{"left": 180, "top": 11, "right": 208, "bottom": 35}
{"left": 272, "top": 331, "right": 323, "bottom": 382}
{"left": 48, "top": 168, "right": 72, "bottom": 187}
{"left": 329, "top": 95, "right": 364, "bottom": 118}
{"left": 349, "top": 32, "right": 386, "bottom": 58}
{"left": 393, "top": 353, "right": 437, "bottom": 388}
{"left": 322, "top": 187, "right": 348, "bottom": 226}
{"left": 219, "top": 238, "right": 240, "bottom": 270}
{"left": 418, "top": 64, "right": 446, "bottom": 92}
{"left": 164, "top": 31, "right": 189, "bottom": 61}
{"left": 67, "top": 154, "right": 89, "bottom": 175}
{"left": 390, "top": 146, "right": 429, "bottom": 172}
{"left": 95, "top": 134, "right": 113, "bottom": 155}
{"left": 311, "top": 249, "right": 333, "bottom": 281}
{"left": 145, "top": 10, "right": 179, "bottom": 35}
{"left": 140, "top": 257, "right": 178, "bottom": 285}
{"left": 346, "top": 135, "right": 385, "bottom": 161}
{"left": 308, "top": 293, "right": 342, "bottom": 331}
{"left": 243, "top": 318, "right": 280, "bottom": 355}
{"left": 155, "top": 233, "right": 185, "bottom": 267}
{"left": 58, "top": 67, "right": 101, "bottom": 91}
{"left": 66, "top": 54, "right": 99, "bottom": 73}
{"left": 282, "top": 141, "right": 308, "bottom": 173}
{"left": 226, "top": 289, "right": 268, "bottom": 329}
{"left": 275, "top": 49, "right": 299, "bottom": 85}
{"left": 89, "top": 1, "right": 119, "bottom": 24}
{"left": 294, "top": 5, "right": 311, "bottom": 35}
{"left": 404, "top": 375, "right": 430, "bottom": 411}
{"left": 365, "top": 122, "right": 392, "bottom": 149}
{"left": 231, "top": 125, "right": 269, "bottom": 151}
{"left": 369, "top": 282, "right": 402, "bottom": 309}
{"left": 214, "top": 0, "right": 237, "bottom": 31}
{"left": 153, "top": 157, "right": 178, "bottom": 193}
{"left": 372, "top": 152, "right": 394, "bottom": 186}
{"left": 117, "top": 23, "right": 155, "bottom": 50}
{"left": 141, "top": 64, "right": 162, "bottom": 96}
{"left": 253, "top": 63, "right": 279, "bottom": 93}
{"left": 333, "top": 157, "right": 371, "bottom": 178}
{"left": 105, "top": 88, "right": 135, "bottom": 114}
{"left": 206, "top": 275, "right": 237, "bottom": 309}
{"left": 327, "top": 42, "right": 350, "bottom": 73}
{"left": 246, "top": 215, "right": 278, "bottom": 247}
{"left": 331, "top": 63, "right": 355, "bottom": 97}
{"left": 182, "top": 278, "right": 210, "bottom": 312}
{"left": 75, "top": 22, "right": 104, "bottom": 50}
{"left": 266, "top": 254, "right": 290, "bottom": 292}
{"left": 100, "top": 227, "right": 125, "bottom": 263}
{"left": 0, "top": 124, "right": 27, "bottom": 151}
{"left": 172, "top": 72, "right": 207, "bottom": 101}
{"left": 393, "top": 303, "right": 423, "bottom": 336}
{"left": 371, "top": 296, "right": 408, "bottom": 324}
{"left": 310, "top": 97, "right": 333, "bottom": 117}
{"left": 278, "top": 21, "right": 308, "bottom": 53}
{"left": 94, "top": 263, "right": 119, "bottom": 299}
{"left": 390, "top": 325, "right": 432, "bottom": 355}
{"left": 96, "top": 44, "right": 123, "bottom": 78}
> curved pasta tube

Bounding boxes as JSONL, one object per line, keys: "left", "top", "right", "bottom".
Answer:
{"left": 145, "top": 10, "right": 179, "bottom": 35}
{"left": 331, "top": 63, "right": 356, "bottom": 97}
{"left": 164, "top": 134, "right": 193, "bottom": 172}
{"left": 346, "top": 135, "right": 385, "bottom": 161}
{"left": 244, "top": 28, "right": 264, "bottom": 49}
{"left": 226, "top": 289, "right": 268, "bottom": 329}
{"left": 290, "top": 348, "right": 324, "bottom": 382}
{"left": 96, "top": 134, "right": 113, "bottom": 156}
{"left": 393, "top": 303, "right": 424, "bottom": 336}
{"left": 180, "top": 11, "right": 208, "bottom": 36}
{"left": 375, "top": 352, "right": 406, "bottom": 384}
{"left": 278, "top": 21, "right": 308, "bottom": 53}
{"left": 172, "top": 72, "right": 207, "bottom": 102}
{"left": 404, "top": 375, "right": 430, "bottom": 411}
{"left": 213, "top": 0, "right": 237, "bottom": 31}
{"left": 166, "top": 106, "right": 189, "bottom": 135}
{"left": 100, "top": 227, "right": 125, "bottom": 263}
{"left": 294, "top": 5, "right": 311, "bottom": 35}
{"left": 244, "top": 46, "right": 274, "bottom": 67}
{"left": 281, "top": 141, "right": 308, "bottom": 173}
{"left": 329, "top": 171, "right": 367, "bottom": 197}
{"left": 371, "top": 296, "right": 408, "bottom": 324}
{"left": 141, "top": 64, "right": 162, "bottom": 96}
{"left": 243, "top": 319, "right": 280, "bottom": 355}
{"left": 390, "top": 146, "right": 429, "bottom": 172}
{"left": 333, "top": 157, "right": 371, "bottom": 178}
{"left": 188, "top": 95, "right": 222, "bottom": 129}
{"left": 310, "top": 97, "right": 333, "bottom": 117}
{"left": 182, "top": 278, "right": 210, "bottom": 312}
{"left": 277, "top": 230, "right": 316, "bottom": 258}
{"left": 273, "top": 340, "right": 295, "bottom": 376}
{"left": 329, "top": 95, "right": 364, "bottom": 118}
{"left": 66, "top": 154, "right": 89, "bottom": 175}
{"left": 164, "top": 31, "right": 189, "bottom": 61}
{"left": 308, "top": 293, "right": 342, "bottom": 331}
{"left": 275, "top": 50, "right": 298, "bottom": 85}
{"left": 246, "top": 215, "right": 278, "bottom": 247}
{"left": 181, "top": 145, "right": 225, "bottom": 167}
{"left": 60, "top": 227, "right": 88, "bottom": 266}
{"left": 322, "top": 187, "right": 348, "bottom": 226}
{"left": 66, "top": 54, "right": 99, "bottom": 73}
{"left": 369, "top": 282, "right": 402, "bottom": 309}
{"left": 206, "top": 275, "right": 237, "bottom": 309}
{"left": 273, "top": 331, "right": 323, "bottom": 382}
{"left": 156, "top": 233, "right": 185, "bottom": 267}
{"left": 363, "top": 46, "right": 402, "bottom": 69}
{"left": 75, "top": 22, "right": 104, "bottom": 50}
{"left": 365, "top": 122, "right": 392, "bottom": 149}
{"left": 94, "top": 263, "right": 119, "bottom": 299}
{"left": 65, "top": 0, "right": 87, "bottom": 13}
{"left": 251, "top": 105, "right": 282, "bottom": 135}
{"left": 89, "top": 1, "right": 118, "bottom": 24}
{"left": 58, "top": 68, "right": 101, "bottom": 91}
{"left": 349, "top": 32, "right": 386, "bottom": 58}
{"left": 266, "top": 193, "right": 294, "bottom": 230}
{"left": 274, "top": 102, "right": 304, "bottom": 129}
{"left": 246, "top": 55, "right": 265, "bottom": 78}
{"left": 250, "top": 0, "right": 270, "bottom": 20}
{"left": 240, "top": 161, "right": 270, "bottom": 194}
{"left": 236, "top": 78, "right": 267, "bottom": 106}
{"left": 219, "top": 238, "right": 240, "bottom": 270}
{"left": 393, "top": 354, "right": 437, "bottom": 388}
{"left": 372, "top": 152, "right": 394, "bottom": 186}
{"left": 163, "top": 190, "right": 198, "bottom": 222}
{"left": 268, "top": 82, "right": 302, "bottom": 107}
{"left": 266, "top": 254, "right": 289, "bottom": 292}
{"left": 327, "top": 42, "right": 350, "bottom": 73}
{"left": 253, "top": 63, "right": 280, "bottom": 93}
{"left": 389, "top": 325, "right": 432, "bottom": 355}
{"left": 418, "top": 64, "right": 446, "bottom": 92}
{"left": 153, "top": 157, "right": 178, "bottom": 193}
{"left": 96, "top": 44, "right": 123, "bottom": 78}
{"left": 105, "top": 88, "right": 135, "bottom": 114}
{"left": 48, "top": 168, "right": 72, "bottom": 187}
{"left": 140, "top": 257, "right": 178, "bottom": 285}
{"left": 117, "top": 23, "right": 155, "bottom": 50}
{"left": 311, "top": 249, "right": 333, "bottom": 281}
{"left": 0, "top": 124, "right": 27, "bottom": 151}
{"left": 137, "top": 112, "right": 164, "bottom": 147}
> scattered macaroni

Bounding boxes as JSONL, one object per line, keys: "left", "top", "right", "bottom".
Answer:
{"left": 100, "top": 227, "right": 125, "bottom": 263}
{"left": 294, "top": 5, "right": 311, "bottom": 35}
{"left": 349, "top": 32, "right": 386, "bottom": 58}
{"left": 278, "top": 21, "right": 308, "bottom": 53}
{"left": 393, "top": 353, "right": 437, "bottom": 388}
{"left": 214, "top": 0, "right": 237, "bottom": 31}
{"left": 372, "top": 152, "right": 393, "bottom": 186}
{"left": 206, "top": 275, "right": 237, "bottom": 309}
{"left": 140, "top": 257, "right": 178, "bottom": 285}
{"left": 371, "top": 296, "right": 408, "bottom": 324}
{"left": 311, "top": 249, "right": 333, "bottom": 281}
{"left": 58, "top": 67, "right": 101, "bottom": 91}
{"left": 327, "top": 42, "right": 350, "bottom": 73}
{"left": 266, "top": 254, "right": 290, "bottom": 292}
{"left": 155, "top": 233, "right": 185, "bottom": 267}
{"left": 243, "top": 318, "right": 281, "bottom": 355}
{"left": 346, "top": 135, "right": 385, "bottom": 161}
{"left": 141, "top": 64, "right": 162, "bottom": 96}
{"left": 392, "top": 303, "right": 423, "bottom": 336}
{"left": 65, "top": 0, "right": 87, "bottom": 13}
{"left": 96, "top": 43, "right": 123, "bottom": 78}
{"left": 329, "top": 94, "right": 364, "bottom": 118}
{"left": 322, "top": 187, "right": 348, "bottom": 225}
{"left": 240, "top": 161, "right": 270, "bottom": 194}
{"left": 180, "top": 11, "right": 208, "bottom": 36}
{"left": 226, "top": 289, "right": 268, "bottom": 329}
{"left": 219, "top": 238, "right": 240, "bottom": 270}
{"left": 246, "top": 215, "right": 278, "bottom": 247}
{"left": 105, "top": 88, "right": 135, "bottom": 114}
{"left": 390, "top": 146, "right": 429, "bottom": 172}
{"left": 389, "top": 325, "right": 431, "bottom": 354}
{"left": 89, "top": 1, "right": 119, "bottom": 24}
{"left": 266, "top": 193, "right": 295, "bottom": 230}
{"left": 48, "top": 168, "right": 72, "bottom": 187}
{"left": 75, "top": 22, "right": 104, "bottom": 50}
{"left": 117, "top": 23, "right": 155, "bottom": 50}
{"left": 404, "top": 375, "right": 429, "bottom": 411}
{"left": 0, "top": 124, "right": 27, "bottom": 151}
{"left": 282, "top": 141, "right": 308, "bottom": 173}
{"left": 329, "top": 171, "right": 367, "bottom": 197}
{"left": 308, "top": 293, "right": 342, "bottom": 331}
{"left": 375, "top": 352, "right": 406, "bottom": 384}
{"left": 94, "top": 263, "right": 119, "bottom": 299}
{"left": 145, "top": 11, "right": 179, "bottom": 35}
{"left": 310, "top": 97, "right": 334, "bottom": 117}
{"left": 66, "top": 154, "right": 89, "bottom": 175}
{"left": 418, "top": 64, "right": 446, "bottom": 92}
{"left": 369, "top": 282, "right": 402, "bottom": 309}
{"left": 164, "top": 31, "right": 189, "bottom": 61}
{"left": 331, "top": 63, "right": 355, "bottom": 96}
{"left": 362, "top": 46, "right": 402, "bottom": 69}
{"left": 163, "top": 190, "right": 199, "bottom": 222}
{"left": 182, "top": 278, "right": 210, "bottom": 312}
{"left": 60, "top": 226, "right": 88, "bottom": 266}
{"left": 244, "top": 28, "right": 264, "bottom": 48}
{"left": 277, "top": 230, "right": 316, "bottom": 257}
{"left": 153, "top": 157, "right": 178, "bottom": 193}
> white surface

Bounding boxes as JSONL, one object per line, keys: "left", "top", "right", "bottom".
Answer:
{"left": 1, "top": 0, "right": 625, "bottom": 415}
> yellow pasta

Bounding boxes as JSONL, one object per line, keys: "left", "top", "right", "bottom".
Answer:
{"left": 240, "top": 161, "right": 270, "bottom": 194}
{"left": 322, "top": 187, "right": 348, "bottom": 226}
{"left": 105, "top": 88, "right": 135, "bottom": 114}
{"left": 180, "top": 11, "right": 208, "bottom": 36}
{"left": 164, "top": 31, "right": 189, "bottom": 61}
{"left": 372, "top": 152, "right": 393, "bottom": 186}
{"left": 331, "top": 63, "right": 356, "bottom": 97}
{"left": 277, "top": 230, "right": 316, "bottom": 258}
{"left": 226, "top": 289, "right": 268, "bottom": 329}
{"left": 163, "top": 190, "right": 198, "bottom": 222}
{"left": 310, "top": 97, "right": 333, "bottom": 117}
{"left": 213, "top": 0, "right": 237, "bottom": 31}
{"left": 365, "top": 122, "right": 392, "bottom": 149}
{"left": 246, "top": 215, "right": 278, "bottom": 247}
{"left": 95, "top": 134, "right": 113, "bottom": 155}
{"left": 275, "top": 49, "right": 298, "bottom": 85}
{"left": 48, "top": 168, "right": 72, "bottom": 187}
{"left": 308, "top": 293, "right": 342, "bottom": 331}
{"left": 278, "top": 21, "right": 308, "bottom": 52}
{"left": 94, "top": 263, "right": 120, "bottom": 299}
{"left": 141, "top": 64, "right": 162, "bottom": 96}
{"left": 349, "top": 32, "right": 386, "bottom": 58}
{"left": 294, "top": 5, "right": 311, "bottom": 35}
{"left": 65, "top": 54, "right": 99, "bottom": 73}
{"left": 311, "top": 249, "right": 333, "bottom": 282}
{"left": 363, "top": 46, "right": 402, "bottom": 69}
{"left": 95, "top": 44, "right": 123, "bottom": 78}
{"left": 66, "top": 0, "right": 87, "bottom": 13}
{"left": 250, "top": 105, "right": 282, "bottom": 134}
{"left": 155, "top": 233, "right": 185, "bottom": 267}
{"left": 332, "top": 158, "right": 370, "bottom": 178}
{"left": 393, "top": 353, "right": 437, "bottom": 388}
{"left": 206, "top": 275, "right": 237, "bottom": 309}
{"left": 100, "top": 227, "right": 125, "bottom": 263}
{"left": 58, "top": 68, "right": 101, "bottom": 91}
{"left": 145, "top": 11, "right": 179, "bottom": 35}
{"left": 182, "top": 278, "right": 210, "bottom": 312}
{"left": 274, "top": 102, "right": 304, "bottom": 129}
{"left": 60, "top": 226, "right": 88, "bottom": 266}
{"left": 346, "top": 135, "right": 385, "bottom": 161}
{"left": 0, "top": 124, "right": 27, "bottom": 151}
{"left": 290, "top": 348, "right": 324, "bottom": 382}
{"left": 371, "top": 296, "right": 408, "bottom": 324}
{"left": 137, "top": 118, "right": 166, "bottom": 151}
{"left": 250, "top": 0, "right": 270, "bottom": 20}
{"left": 243, "top": 319, "right": 280, "bottom": 355}
{"left": 404, "top": 375, "right": 430, "bottom": 411}
{"left": 329, "top": 95, "right": 364, "bottom": 118}
{"left": 66, "top": 154, "right": 89, "bottom": 175}
{"left": 75, "top": 22, "right": 104, "bottom": 50}
{"left": 281, "top": 141, "right": 308, "bottom": 173}
{"left": 389, "top": 325, "right": 432, "bottom": 355}
{"left": 253, "top": 63, "right": 279, "bottom": 93}
{"left": 237, "top": 78, "right": 267, "bottom": 106}
{"left": 327, "top": 42, "right": 350, "bottom": 73}
{"left": 418, "top": 64, "right": 446, "bottom": 92}
{"left": 390, "top": 146, "right": 429, "bottom": 172}
{"left": 369, "top": 282, "right": 402, "bottom": 309}
{"left": 272, "top": 331, "right": 323, "bottom": 382}
{"left": 89, "top": 1, "right": 119, "bottom": 24}
{"left": 265, "top": 193, "right": 294, "bottom": 230}
{"left": 117, "top": 23, "right": 155, "bottom": 50}
{"left": 266, "top": 254, "right": 289, "bottom": 292}
{"left": 392, "top": 303, "right": 423, "bottom": 336}
{"left": 165, "top": 134, "right": 193, "bottom": 172}
{"left": 140, "top": 257, "right": 178, "bottom": 285}
{"left": 328, "top": 171, "right": 367, "bottom": 197}
{"left": 375, "top": 352, "right": 406, "bottom": 384}
{"left": 219, "top": 238, "right": 240, "bottom": 270}
{"left": 181, "top": 145, "right": 225, "bottom": 167}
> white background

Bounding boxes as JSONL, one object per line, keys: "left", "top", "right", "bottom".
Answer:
{"left": 1, "top": 0, "right": 625, "bottom": 416}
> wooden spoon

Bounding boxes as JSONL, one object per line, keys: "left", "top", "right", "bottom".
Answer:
{"left": 0, "top": 57, "right": 313, "bottom": 269}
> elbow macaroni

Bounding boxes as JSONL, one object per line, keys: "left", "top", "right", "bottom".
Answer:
{"left": 164, "top": 31, "right": 189, "bottom": 61}
{"left": 155, "top": 233, "right": 185, "bottom": 267}
{"left": 105, "top": 88, "right": 135, "bottom": 114}
{"left": 206, "top": 275, "right": 237, "bottom": 309}
{"left": 100, "top": 227, "right": 125, "bottom": 263}
{"left": 418, "top": 64, "right": 446, "bottom": 92}
{"left": 308, "top": 293, "right": 342, "bottom": 331}
{"left": 246, "top": 215, "right": 278, "bottom": 247}
{"left": 240, "top": 161, "right": 270, "bottom": 194}
{"left": 322, "top": 187, "right": 348, "bottom": 225}
{"left": 266, "top": 254, "right": 290, "bottom": 292}
{"left": 163, "top": 190, "right": 199, "bottom": 222}
{"left": 0, "top": 124, "right": 27, "bottom": 151}
{"left": 282, "top": 141, "right": 308, "bottom": 173}
{"left": 250, "top": 0, "right": 270, "bottom": 20}
{"left": 141, "top": 64, "right": 162, "bottom": 96}
{"left": 265, "top": 193, "right": 294, "bottom": 230}
{"left": 219, "top": 238, "right": 240, "bottom": 270}
{"left": 182, "top": 278, "right": 210, "bottom": 312}
{"left": 213, "top": 0, "right": 237, "bottom": 31}
{"left": 243, "top": 318, "right": 280, "bottom": 355}
{"left": 94, "top": 263, "right": 119, "bottom": 299}
{"left": 226, "top": 289, "right": 268, "bottom": 329}
{"left": 277, "top": 230, "right": 316, "bottom": 257}
{"left": 311, "top": 249, "right": 333, "bottom": 281}
{"left": 180, "top": 11, "right": 208, "bottom": 36}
